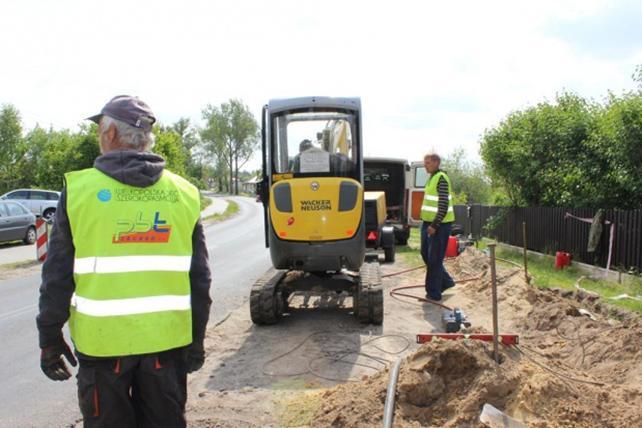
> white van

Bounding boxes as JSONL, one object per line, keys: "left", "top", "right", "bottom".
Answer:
{"left": 407, "top": 161, "right": 429, "bottom": 227}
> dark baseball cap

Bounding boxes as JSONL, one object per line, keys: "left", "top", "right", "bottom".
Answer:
{"left": 87, "top": 95, "right": 156, "bottom": 131}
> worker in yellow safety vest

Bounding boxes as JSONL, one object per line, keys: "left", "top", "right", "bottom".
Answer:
{"left": 37, "top": 95, "right": 212, "bottom": 427}
{"left": 420, "top": 151, "right": 455, "bottom": 301}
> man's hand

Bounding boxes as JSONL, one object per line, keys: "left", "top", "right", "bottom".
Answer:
{"left": 40, "top": 337, "right": 77, "bottom": 381}
{"left": 185, "top": 342, "right": 205, "bottom": 373}
{"left": 427, "top": 225, "right": 437, "bottom": 236}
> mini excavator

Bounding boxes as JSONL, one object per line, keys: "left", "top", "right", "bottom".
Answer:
{"left": 252, "top": 97, "right": 384, "bottom": 325}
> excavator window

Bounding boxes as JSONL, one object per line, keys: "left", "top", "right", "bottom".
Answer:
{"left": 272, "top": 111, "right": 357, "bottom": 178}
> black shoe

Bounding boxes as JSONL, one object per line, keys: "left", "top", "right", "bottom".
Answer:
{"left": 425, "top": 293, "right": 442, "bottom": 302}
{"left": 442, "top": 282, "right": 455, "bottom": 292}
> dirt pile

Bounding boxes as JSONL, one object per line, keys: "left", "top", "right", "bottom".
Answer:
{"left": 313, "top": 339, "right": 641, "bottom": 427}
{"left": 311, "top": 248, "right": 642, "bottom": 427}
{"left": 184, "top": 247, "right": 640, "bottom": 427}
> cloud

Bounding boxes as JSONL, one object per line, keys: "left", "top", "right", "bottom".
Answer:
{"left": 544, "top": 0, "right": 642, "bottom": 60}
{"left": 1, "top": 0, "right": 641, "bottom": 170}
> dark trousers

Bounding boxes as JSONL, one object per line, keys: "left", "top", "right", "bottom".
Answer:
{"left": 76, "top": 351, "right": 187, "bottom": 428}
{"left": 420, "top": 221, "right": 454, "bottom": 301}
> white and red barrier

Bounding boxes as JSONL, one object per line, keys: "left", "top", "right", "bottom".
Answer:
{"left": 36, "top": 218, "right": 48, "bottom": 262}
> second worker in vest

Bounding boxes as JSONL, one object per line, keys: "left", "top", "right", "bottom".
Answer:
{"left": 420, "top": 151, "right": 455, "bottom": 301}
{"left": 36, "top": 95, "right": 212, "bottom": 427}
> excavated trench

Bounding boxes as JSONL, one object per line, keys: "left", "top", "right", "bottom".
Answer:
{"left": 311, "top": 249, "right": 642, "bottom": 427}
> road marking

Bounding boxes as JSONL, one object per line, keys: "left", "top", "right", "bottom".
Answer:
{"left": 0, "top": 304, "right": 37, "bottom": 322}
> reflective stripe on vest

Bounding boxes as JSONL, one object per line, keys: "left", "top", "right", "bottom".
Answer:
{"left": 71, "top": 293, "right": 191, "bottom": 317}
{"left": 65, "top": 167, "right": 200, "bottom": 357}
{"left": 420, "top": 171, "right": 455, "bottom": 223}
{"left": 74, "top": 255, "right": 191, "bottom": 274}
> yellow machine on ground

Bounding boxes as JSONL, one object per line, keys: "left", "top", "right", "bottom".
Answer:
{"left": 364, "top": 191, "right": 396, "bottom": 263}
{"left": 252, "top": 97, "right": 383, "bottom": 325}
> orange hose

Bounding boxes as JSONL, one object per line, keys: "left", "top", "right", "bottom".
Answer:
{"left": 381, "top": 265, "right": 425, "bottom": 278}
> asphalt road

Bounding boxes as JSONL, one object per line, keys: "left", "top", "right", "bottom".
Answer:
{"left": 0, "top": 196, "right": 271, "bottom": 427}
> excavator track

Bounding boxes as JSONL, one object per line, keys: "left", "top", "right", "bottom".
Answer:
{"left": 249, "top": 268, "right": 287, "bottom": 325}
{"left": 356, "top": 261, "right": 384, "bottom": 325}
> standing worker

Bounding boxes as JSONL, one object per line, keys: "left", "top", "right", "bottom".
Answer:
{"left": 36, "top": 95, "right": 212, "bottom": 427}
{"left": 420, "top": 151, "right": 455, "bottom": 301}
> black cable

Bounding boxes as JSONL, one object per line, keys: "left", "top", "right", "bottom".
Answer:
{"left": 262, "top": 331, "right": 411, "bottom": 381}
{"left": 555, "top": 318, "right": 587, "bottom": 367}
{"left": 513, "top": 345, "right": 605, "bottom": 386}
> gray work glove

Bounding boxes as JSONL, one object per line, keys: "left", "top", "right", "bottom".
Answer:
{"left": 185, "top": 341, "right": 205, "bottom": 373}
{"left": 40, "top": 337, "right": 77, "bottom": 381}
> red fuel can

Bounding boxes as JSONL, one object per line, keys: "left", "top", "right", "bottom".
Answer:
{"left": 555, "top": 251, "right": 564, "bottom": 269}
{"left": 446, "top": 236, "right": 458, "bottom": 258}
{"left": 555, "top": 251, "right": 571, "bottom": 269}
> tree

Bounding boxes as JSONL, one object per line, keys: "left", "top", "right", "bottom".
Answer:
{"left": 75, "top": 123, "right": 101, "bottom": 170}
{"left": 201, "top": 99, "right": 259, "bottom": 195}
{"left": 586, "top": 91, "right": 642, "bottom": 209}
{"left": 0, "top": 104, "right": 209, "bottom": 193}
{"left": 0, "top": 104, "right": 25, "bottom": 193}
{"left": 480, "top": 85, "right": 642, "bottom": 209}
{"left": 18, "top": 124, "right": 99, "bottom": 191}
{"left": 36, "top": 129, "right": 100, "bottom": 190}
{"left": 441, "top": 148, "right": 493, "bottom": 204}
{"left": 171, "top": 117, "right": 199, "bottom": 151}
{"left": 480, "top": 92, "right": 598, "bottom": 207}
{"left": 154, "top": 126, "right": 188, "bottom": 177}
{"left": 172, "top": 118, "right": 208, "bottom": 187}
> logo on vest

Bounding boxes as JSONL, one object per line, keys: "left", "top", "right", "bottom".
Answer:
{"left": 114, "top": 188, "right": 179, "bottom": 203}
{"left": 113, "top": 212, "right": 171, "bottom": 244}
{"left": 97, "top": 189, "right": 112, "bottom": 202}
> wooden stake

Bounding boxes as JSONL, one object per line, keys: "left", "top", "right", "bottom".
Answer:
{"left": 488, "top": 243, "right": 500, "bottom": 364}
{"left": 522, "top": 222, "right": 530, "bottom": 285}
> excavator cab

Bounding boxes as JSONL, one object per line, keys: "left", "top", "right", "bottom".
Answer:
{"left": 259, "top": 97, "right": 365, "bottom": 272}
{"left": 253, "top": 97, "right": 383, "bottom": 325}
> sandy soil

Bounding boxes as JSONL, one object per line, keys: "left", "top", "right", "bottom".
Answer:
{"left": 186, "top": 248, "right": 642, "bottom": 427}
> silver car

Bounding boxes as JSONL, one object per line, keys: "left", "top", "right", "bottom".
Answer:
{"left": 0, "top": 189, "right": 60, "bottom": 221}
{"left": 0, "top": 200, "right": 37, "bottom": 245}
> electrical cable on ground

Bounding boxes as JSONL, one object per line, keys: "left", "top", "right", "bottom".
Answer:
{"left": 479, "top": 268, "right": 521, "bottom": 288}
{"left": 262, "top": 331, "right": 411, "bottom": 382}
{"left": 555, "top": 318, "right": 587, "bottom": 367}
{"left": 513, "top": 344, "right": 605, "bottom": 386}
{"left": 388, "top": 273, "right": 485, "bottom": 311}
{"left": 381, "top": 265, "right": 425, "bottom": 278}
{"left": 495, "top": 257, "right": 525, "bottom": 269}
{"left": 381, "top": 249, "right": 609, "bottom": 390}
{"left": 389, "top": 285, "right": 455, "bottom": 310}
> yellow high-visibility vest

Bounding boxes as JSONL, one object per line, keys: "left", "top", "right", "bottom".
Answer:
{"left": 420, "top": 171, "right": 454, "bottom": 223}
{"left": 65, "top": 167, "right": 200, "bottom": 356}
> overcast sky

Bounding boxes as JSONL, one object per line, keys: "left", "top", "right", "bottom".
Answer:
{"left": 2, "top": 0, "right": 641, "bottom": 170}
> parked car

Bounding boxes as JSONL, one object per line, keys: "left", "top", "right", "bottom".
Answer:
{"left": 0, "top": 200, "right": 37, "bottom": 245}
{"left": 0, "top": 189, "right": 60, "bottom": 220}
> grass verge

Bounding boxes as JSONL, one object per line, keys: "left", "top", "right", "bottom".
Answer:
{"left": 203, "top": 199, "right": 239, "bottom": 223}
{"left": 200, "top": 193, "right": 213, "bottom": 211}
{"left": 0, "top": 259, "right": 40, "bottom": 270}
{"left": 396, "top": 227, "right": 423, "bottom": 267}
{"left": 397, "top": 230, "right": 641, "bottom": 312}
{"left": 480, "top": 238, "right": 642, "bottom": 312}
{"left": 0, "top": 259, "right": 41, "bottom": 280}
